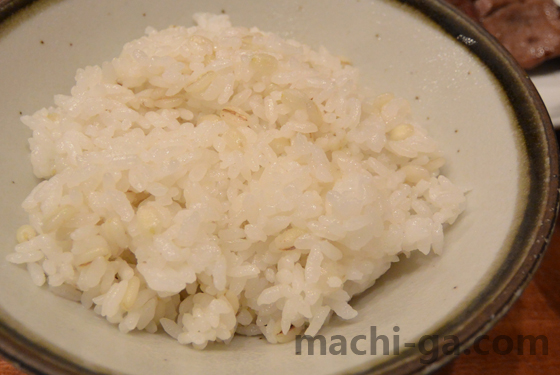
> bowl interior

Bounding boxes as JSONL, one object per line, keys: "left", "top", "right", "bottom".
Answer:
{"left": 0, "top": 0, "right": 548, "bottom": 374}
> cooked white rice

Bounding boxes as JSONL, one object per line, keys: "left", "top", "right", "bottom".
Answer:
{"left": 8, "top": 13, "right": 465, "bottom": 348}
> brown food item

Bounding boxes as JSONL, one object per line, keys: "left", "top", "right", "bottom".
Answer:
{"left": 445, "top": 0, "right": 560, "bottom": 69}
{"left": 446, "top": 0, "right": 480, "bottom": 18}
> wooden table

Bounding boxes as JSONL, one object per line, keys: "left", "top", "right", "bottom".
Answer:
{"left": 435, "top": 222, "right": 560, "bottom": 374}
{"left": 2, "top": 224, "right": 560, "bottom": 375}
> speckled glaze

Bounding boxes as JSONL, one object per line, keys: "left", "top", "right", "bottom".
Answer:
{"left": 0, "top": 1, "right": 557, "bottom": 375}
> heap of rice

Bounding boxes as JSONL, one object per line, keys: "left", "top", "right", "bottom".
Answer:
{"left": 8, "top": 14, "right": 465, "bottom": 348}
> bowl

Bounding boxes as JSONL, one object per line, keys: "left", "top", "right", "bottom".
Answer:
{"left": 0, "top": 0, "right": 557, "bottom": 374}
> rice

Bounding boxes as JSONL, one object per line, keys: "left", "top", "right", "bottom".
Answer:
{"left": 8, "top": 13, "right": 466, "bottom": 348}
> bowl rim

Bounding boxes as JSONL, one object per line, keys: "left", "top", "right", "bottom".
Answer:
{"left": 0, "top": 0, "right": 558, "bottom": 374}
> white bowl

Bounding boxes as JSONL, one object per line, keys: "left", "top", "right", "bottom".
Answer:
{"left": 0, "top": 1, "right": 557, "bottom": 374}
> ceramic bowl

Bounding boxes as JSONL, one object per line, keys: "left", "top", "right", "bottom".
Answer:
{"left": 0, "top": 0, "right": 557, "bottom": 374}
